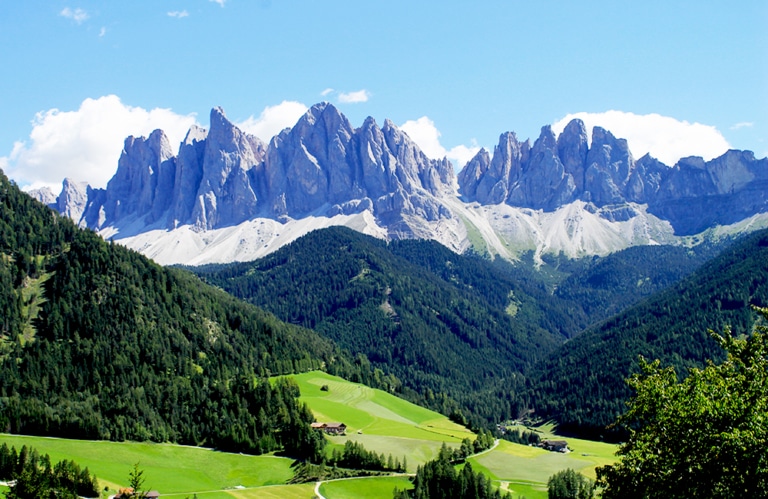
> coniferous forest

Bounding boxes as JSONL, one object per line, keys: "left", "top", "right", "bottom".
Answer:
{"left": 193, "top": 225, "right": 731, "bottom": 430}
{"left": 526, "top": 228, "right": 768, "bottom": 438}
{"left": 0, "top": 170, "right": 370, "bottom": 458}
{"left": 3, "top": 161, "right": 767, "bottom": 454}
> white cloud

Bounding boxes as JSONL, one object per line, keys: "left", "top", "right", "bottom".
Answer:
{"left": 3, "top": 95, "right": 198, "bottom": 191}
{"left": 60, "top": 7, "right": 89, "bottom": 24}
{"left": 338, "top": 89, "right": 371, "bottom": 104}
{"left": 320, "top": 88, "right": 334, "bottom": 97}
{"left": 236, "top": 101, "right": 308, "bottom": 141}
{"left": 552, "top": 111, "right": 731, "bottom": 166}
{"left": 401, "top": 116, "right": 480, "bottom": 168}
{"left": 99, "top": 27, "right": 106, "bottom": 37}
{"left": 447, "top": 143, "right": 481, "bottom": 169}
{"left": 210, "top": 0, "right": 226, "bottom": 6}
{"left": 167, "top": 10, "right": 190, "bottom": 18}
{"left": 730, "top": 121, "right": 754, "bottom": 130}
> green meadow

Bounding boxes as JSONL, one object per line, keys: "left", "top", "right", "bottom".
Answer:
{"left": 0, "top": 434, "right": 299, "bottom": 498}
{"left": 468, "top": 434, "right": 617, "bottom": 498}
{"left": 290, "top": 371, "right": 475, "bottom": 470}
{"left": 0, "top": 376, "right": 618, "bottom": 499}
{"left": 319, "top": 476, "right": 413, "bottom": 499}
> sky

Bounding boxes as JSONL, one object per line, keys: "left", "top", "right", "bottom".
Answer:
{"left": 1, "top": 0, "right": 766, "bottom": 191}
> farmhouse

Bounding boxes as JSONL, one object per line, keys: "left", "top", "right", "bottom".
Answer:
{"left": 311, "top": 422, "right": 347, "bottom": 435}
{"left": 540, "top": 439, "right": 569, "bottom": 453}
{"left": 115, "top": 488, "right": 160, "bottom": 498}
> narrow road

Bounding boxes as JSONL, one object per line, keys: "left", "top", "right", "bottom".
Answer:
{"left": 313, "top": 441, "right": 499, "bottom": 498}
{"left": 472, "top": 438, "right": 500, "bottom": 458}
{"left": 314, "top": 473, "right": 415, "bottom": 499}
{"left": 314, "top": 480, "right": 325, "bottom": 499}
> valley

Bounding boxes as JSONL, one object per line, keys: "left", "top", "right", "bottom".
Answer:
{"left": 2, "top": 104, "right": 768, "bottom": 495}
{"left": 0, "top": 372, "right": 617, "bottom": 498}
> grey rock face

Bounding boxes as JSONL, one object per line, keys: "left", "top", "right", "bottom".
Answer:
{"left": 582, "top": 127, "right": 634, "bottom": 205}
{"left": 28, "top": 187, "right": 57, "bottom": 207}
{"left": 191, "top": 107, "right": 265, "bottom": 229}
{"left": 457, "top": 119, "right": 768, "bottom": 235}
{"left": 557, "top": 119, "right": 588, "bottom": 192}
{"left": 264, "top": 102, "right": 355, "bottom": 216}
{"left": 54, "top": 102, "right": 454, "bottom": 238}
{"left": 648, "top": 151, "right": 768, "bottom": 234}
{"left": 262, "top": 103, "right": 453, "bottom": 231}
{"left": 46, "top": 103, "right": 768, "bottom": 243}
{"left": 56, "top": 178, "right": 90, "bottom": 226}
{"left": 102, "top": 129, "right": 177, "bottom": 226}
{"left": 168, "top": 125, "right": 207, "bottom": 228}
{"left": 509, "top": 126, "right": 575, "bottom": 210}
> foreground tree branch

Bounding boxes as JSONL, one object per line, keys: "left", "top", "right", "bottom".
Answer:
{"left": 597, "top": 306, "right": 768, "bottom": 498}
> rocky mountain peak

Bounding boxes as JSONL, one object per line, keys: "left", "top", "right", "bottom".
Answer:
{"left": 28, "top": 186, "right": 57, "bottom": 206}
{"left": 102, "top": 129, "right": 176, "bottom": 226}
{"left": 56, "top": 178, "right": 90, "bottom": 223}
{"left": 41, "top": 103, "right": 768, "bottom": 264}
{"left": 557, "top": 119, "right": 589, "bottom": 191}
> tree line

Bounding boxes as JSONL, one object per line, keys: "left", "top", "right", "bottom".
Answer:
{"left": 0, "top": 443, "right": 99, "bottom": 498}
{"left": 0, "top": 171, "right": 369, "bottom": 459}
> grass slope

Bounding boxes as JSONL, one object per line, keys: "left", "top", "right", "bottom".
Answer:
{"left": 0, "top": 434, "right": 297, "bottom": 498}
{"left": 291, "top": 371, "right": 474, "bottom": 471}
{"left": 319, "top": 476, "right": 413, "bottom": 499}
{"left": 467, "top": 427, "right": 617, "bottom": 499}
{"left": 1, "top": 379, "right": 618, "bottom": 499}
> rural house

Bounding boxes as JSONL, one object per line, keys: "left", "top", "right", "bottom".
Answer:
{"left": 311, "top": 422, "right": 347, "bottom": 435}
{"left": 540, "top": 439, "right": 569, "bottom": 453}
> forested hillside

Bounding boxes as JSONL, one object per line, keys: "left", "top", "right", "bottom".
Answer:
{"left": 551, "top": 242, "right": 721, "bottom": 322}
{"left": 0, "top": 170, "right": 368, "bottom": 458}
{"left": 194, "top": 227, "right": 577, "bottom": 424}
{"left": 194, "top": 225, "right": 722, "bottom": 427}
{"left": 527, "top": 228, "right": 768, "bottom": 438}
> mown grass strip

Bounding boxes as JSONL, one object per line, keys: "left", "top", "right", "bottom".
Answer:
{"left": 319, "top": 476, "right": 413, "bottom": 499}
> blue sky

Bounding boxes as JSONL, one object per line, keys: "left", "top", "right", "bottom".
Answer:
{"left": 1, "top": 0, "right": 766, "bottom": 190}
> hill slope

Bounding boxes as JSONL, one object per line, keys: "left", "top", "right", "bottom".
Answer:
{"left": 0, "top": 170, "right": 364, "bottom": 457}
{"left": 194, "top": 226, "right": 582, "bottom": 424}
{"left": 527, "top": 228, "right": 768, "bottom": 437}
{"left": 194, "top": 226, "right": 722, "bottom": 427}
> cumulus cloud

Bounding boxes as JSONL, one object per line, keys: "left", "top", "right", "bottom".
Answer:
{"left": 167, "top": 10, "right": 190, "bottom": 18}
{"left": 401, "top": 116, "right": 480, "bottom": 168}
{"left": 338, "top": 89, "right": 371, "bottom": 104}
{"left": 236, "top": 101, "right": 308, "bottom": 141}
{"left": 551, "top": 110, "right": 731, "bottom": 166}
{"left": 4, "top": 96, "right": 197, "bottom": 191}
{"left": 99, "top": 27, "right": 106, "bottom": 37}
{"left": 60, "top": 7, "right": 89, "bottom": 24}
{"left": 320, "top": 88, "right": 334, "bottom": 97}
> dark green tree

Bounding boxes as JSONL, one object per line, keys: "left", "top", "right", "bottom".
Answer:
{"left": 127, "top": 463, "right": 147, "bottom": 498}
{"left": 547, "top": 468, "right": 594, "bottom": 499}
{"left": 399, "top": 443, "right": 511, "bottom": 499}
{"left": 596, "top": 307, "right": 768, "bottom": 498}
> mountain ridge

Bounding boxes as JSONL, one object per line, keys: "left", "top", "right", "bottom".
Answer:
{"left": 29, "top": 102, "right": 768, "bottom": 265}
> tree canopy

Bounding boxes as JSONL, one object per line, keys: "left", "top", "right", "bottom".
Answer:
{"left": 547, "top": 468, "right": 594, "bottom": 499}
{"left": 596, "top": 307, "right": 768, "bottom": 498}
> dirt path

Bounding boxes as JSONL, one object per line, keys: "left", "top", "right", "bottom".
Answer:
{"left": 314, "top": 473, "right": 415, "bottom": 499}
{"left": 472, "top": 438, "right": 500, "bottom": 458}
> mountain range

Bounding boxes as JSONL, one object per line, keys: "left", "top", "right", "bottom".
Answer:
{"left": 30, "top": 103, "right": 768, "bottom": 266}
{"left": 6, "top": 109, "right": 768, "bottom": 439}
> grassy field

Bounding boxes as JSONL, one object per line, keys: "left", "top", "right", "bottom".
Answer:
{"left": 319, "top": 476, "right": 413, "bottom": 499}
{"left": 468, "top": 436, "right": 617, "bottom": 499}
{"left": 0, "top": 434, "right": 298, "bottom": 498}
{"left": 0, "top": 377, "right": 618, "bottom": 499}
{"left": 226, "top": 483, "right": 317, "bottom": 499}
{"left": 290, "top": 371, "right": 474, "bottom": 470}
